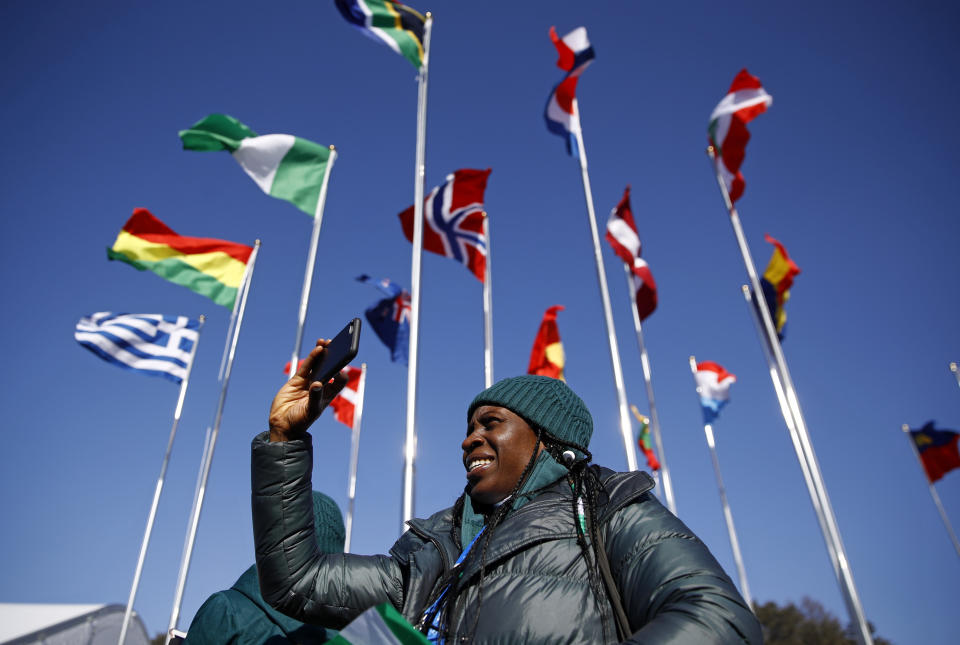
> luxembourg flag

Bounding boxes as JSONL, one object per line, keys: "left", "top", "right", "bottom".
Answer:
{"left": 544, "top": 26, "right": 595, "bottom": 157}
{"left": 707, "top": 69, "right": 772, "bottom": 203}
{"left": 694, "top": 361, "right": 736, "bottom": 424}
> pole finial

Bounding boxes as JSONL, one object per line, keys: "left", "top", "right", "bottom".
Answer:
{"left": 951, "top": 362, "right": 958, "bottom": 373}
{"left": 329, "top": 144, "right": 336, "bottom": 151}
{"left": 902, "top": 424, "right": 910, "bottom": 432}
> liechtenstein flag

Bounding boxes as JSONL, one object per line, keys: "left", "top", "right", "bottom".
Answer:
{"left": 694, "top": 361, "right": 736, "bottom": 424}
{"left": 356, "top": 275, "right": 411, "bottom": 365}
{"left": 544, "top": 26, "right": 595, "bottom": 157}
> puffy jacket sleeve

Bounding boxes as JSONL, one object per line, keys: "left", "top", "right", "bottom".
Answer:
{"left": 251, "top": 431, "right": 404, "bottom": 628}
{"left": 604, "top": 492, "right": 762, "bottom": 644}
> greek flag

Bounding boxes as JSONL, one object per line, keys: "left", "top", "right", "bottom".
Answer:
{"left": 75, "top": 312, "right": 201, "bottom": 383}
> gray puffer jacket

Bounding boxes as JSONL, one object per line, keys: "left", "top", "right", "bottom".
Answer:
{"left": 252, "top": 432, "right": 761, "bottom": 644}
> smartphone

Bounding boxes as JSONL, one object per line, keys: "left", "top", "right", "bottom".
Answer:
{"left": 310, "top": 318, "right": 362, "bottom": 385}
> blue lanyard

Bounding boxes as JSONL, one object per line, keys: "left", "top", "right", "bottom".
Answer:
{"left": 421, "top": 526, "right": 487, "bottom": 644}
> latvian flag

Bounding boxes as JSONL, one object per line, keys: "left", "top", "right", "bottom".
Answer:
{"left": 329, "top": 365, "right": 363, "bottom": 429}
{"left": 707, "top": 69, "right": 773, "bottom": 203}
{"left": 694, "top": 361, "right": 736, "bottom": 424}
{"left": 544, "top": 26, "right": 595, "bottom": 157}
{"left": 605, "top": 186, "right": 657, "bottom": 321}
{"left": 398, "top": 169, "right": 491, "bottom": 282}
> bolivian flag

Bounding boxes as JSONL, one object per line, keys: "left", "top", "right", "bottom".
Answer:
{"left": 108, "top": 208, "right": 253, "bottom": 309}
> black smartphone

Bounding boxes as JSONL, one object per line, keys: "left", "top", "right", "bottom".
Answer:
{"left": 310, "top": 318, "right": 362, "bottom": 385}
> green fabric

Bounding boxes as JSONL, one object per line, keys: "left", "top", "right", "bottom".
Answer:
{"left": 269, "top": 136, "right": 331, "bottom": 216}
{"left": 105, "top": 248, "right": 238, "bottom": 308}
{"left": 460, "top": 451, "right": 568, "bottom": 547}
{"left": 179, "top": 113, "right": 257, "bottom": 152}
{"left": 312, "top": 490, "right": 346, "bottom": 554}
{"left": 468, "top": 375, "right": 593, "bottom": 453}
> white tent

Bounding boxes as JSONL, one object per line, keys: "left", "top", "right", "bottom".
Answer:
{"left": 0, "top": 603, "right": 150, "bottom": 645}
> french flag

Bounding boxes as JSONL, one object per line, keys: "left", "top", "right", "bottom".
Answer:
{"left": 544, "top": 26, "right": 595, "bottom": 157}
{"left": 694, "top": 361, "right": 736, "bottom": 424}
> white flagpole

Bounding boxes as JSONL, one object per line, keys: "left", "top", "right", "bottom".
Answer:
{"left": 344, "top": 363, "right": 367, "bottom": 554}
{"left": 482, "top": 213, "right": 494, "bottom": 388}
{"left": 288, "top": 147, "right": 338, "bottom": 378}
{"left": 118, "top": 316, "right": 206, "bottom": 645}
{"left": 901, "top": 423, "right": 960, "bottom": 558}
{"left": 165, "top": 241, "right": 260, "bottom": 644}
{"left": 950, "top": 362, "right": 960, "bottom": 390}
{"left": 572, "top": 100, "right": 637, "bottom": 472}
{"left": 403, "top": 13, "right": 433, "bottom": 525}
{"left": 689, "top": 356, "right": 752, "bottom": 608}
{"left": 708, "top": 148, "right": 872, "bottom": 645}
{"left": 623, "top": 264, "right": 674, "bottom": 512}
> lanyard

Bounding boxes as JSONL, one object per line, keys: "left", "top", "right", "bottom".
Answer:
{"left": 419, "top": 525, "right": 487, "bottom": 644}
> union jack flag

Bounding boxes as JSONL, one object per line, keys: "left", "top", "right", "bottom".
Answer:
{"left": 398, "top": 168, "right": 491, "bottom": 282}
{"left": 357, "top": 275, "right": 411, "bottom": 365}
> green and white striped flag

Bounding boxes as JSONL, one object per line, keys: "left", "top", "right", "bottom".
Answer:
{"left": 179, "top": 113, "right": 331, "bottom": 217}
{"left": 328, "top": 603, "right": 429, "bottom": 645}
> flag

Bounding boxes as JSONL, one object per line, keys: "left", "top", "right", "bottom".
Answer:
{"left": 327, "top": 602, "right": 429, "bottom": 645}
{"left": 398, "top": 169, "right": 490, "bottom": 282}
{"left": 707, "top": 69, "right": 773, "bottom": 203}
{"left": 329, "top": 365, "right": 364, "bottom": 429}
{"left": 635, "top": 412, "right": 661, "bottom": 472}
{"left": 334, "top": 0, "right": 426, "bottom": 69}
{"left": 694, "top": 361, "right": 736, "bottom": 424}
{"left": 528, "top": 305, "right": 565, "bottom": 381}
{"left": 605, "top": 186, "right": 658, "bottom": 321}
{"left": 910, "top": 421, "right": 960, "bottom": 483}
{"left": 544, "top": 26, "right": 595, "bottom": 157}
{"left": 75, "top": 312, "right": 200, "bottom": 384}
{"left": 357, "top": 275, "right": 410, "bottom": 365}
{"left": 760, "top": 234, "right": 801, "bottom": 340}
{"left": 107, "top": 208, "right": 253, "bottom": 309}
{"left": 180, "top": 113, "right": 331, "bottom": 217}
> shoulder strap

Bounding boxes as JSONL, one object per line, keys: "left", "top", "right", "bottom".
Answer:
{"left": 593, "top": 523, "right": 631, "bottom": 641}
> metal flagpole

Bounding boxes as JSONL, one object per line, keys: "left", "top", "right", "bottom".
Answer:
{"left": 118, "top": 316, "right": 206, "bottom": 645}
{"left": 623, "top": 264, "right": 674, "bottom": 511}
{"left": 901, "top": 423, "right": 960, "bottom": 557}
{"left": 288, "top": 147, "right": 338, "bottom": 378}
{"left": 689, "top": 356, "right": 752, "bottom": 608}
{"left": 707, "top": 148, "right": 872, "bottom": 645}
{"left": 951, "top": 362, "right": 960, "bottom": 390}
{"left": 572, "top": 100, "right": 637, "bottom": 472}
{"left": 344, "top": 363, "right": 367, "bottom": 553}
{"left": 482, "top": 213, "right": 494, "bottom": 388}
{"left": 165, "top": 241, "right": 260, "bottom": 644}
{"left": 403, "top": 13, "right": 433, "bottom": 525}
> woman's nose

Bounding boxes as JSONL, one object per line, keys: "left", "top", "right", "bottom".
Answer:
{"left": 462, "top": 429, "right": 482, "bottom": 452}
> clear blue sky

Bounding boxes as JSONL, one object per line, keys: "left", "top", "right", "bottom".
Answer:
{"left": 3, "top": 1, "right": 959, "bottom": 642}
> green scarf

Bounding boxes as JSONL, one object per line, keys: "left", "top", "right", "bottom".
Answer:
{"left": 459, "top": 451, "right": 569, "bottom": 548}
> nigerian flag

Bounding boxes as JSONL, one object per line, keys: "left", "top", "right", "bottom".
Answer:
{"left": 328, "top": 603, "right": 429, "bottom": 645}
{"left": 180, "top": 113, "right": 332, "bottom": 217}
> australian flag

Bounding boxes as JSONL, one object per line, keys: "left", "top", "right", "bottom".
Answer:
{"left": 357, "top": 275, "right": 411, "bottom": 365}
{"left": 398, "top": 168, "right": 491, "bottom": 282}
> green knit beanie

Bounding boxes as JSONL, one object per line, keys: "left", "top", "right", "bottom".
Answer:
{"left": 468, "top": 375, "right": 593, "bottom": 452}
{"left": 312, "top": 491, "right": 346, "bottom": 554}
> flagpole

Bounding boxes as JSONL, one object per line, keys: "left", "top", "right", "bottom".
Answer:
{"left": 623, "top": 264, "right": 674, "bottom": 511}
{"left": 345, "top": 363, "right": 367, "bottom": 554}
{"left": 403, "top": 12, "right": 432, "bottom": 525}
{"left": 288, "top": 147, "right": 338, "bottom": 378}
{"left": 572, "top": 101, "right": 637, "bottom": 472}
{"left": 951, "top": 362, "right": 960, "bottom": 390}
{"left": 689, "top": 356, "right": 752, "bottom": 607}
{"left": 482, "top": 213, "right": 494, "bottom": 388}
{"left": 118, "top": 316, "right": 205, "bottom": 645}
{"left": 165, "top": 241, "right": 260, "bottom": 644}
{"left": 708, "top": 147, "right": 872, "bottom": 645}
{"left": 901, "top": 423, "right": 960, "bottom": 558}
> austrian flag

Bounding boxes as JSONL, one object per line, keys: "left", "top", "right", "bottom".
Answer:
{"left": 605, "top": 186, "right": 657, "bottom": 321}
{"left": 708, "top": 69, "right": 773, "bottom": 203}
{"left": 398, "top": 169, "right": 491, "bottom": 282}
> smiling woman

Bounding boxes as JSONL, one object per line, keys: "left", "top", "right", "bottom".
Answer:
{"left": 252, "top": 342, "right": 761, "bottom": 644}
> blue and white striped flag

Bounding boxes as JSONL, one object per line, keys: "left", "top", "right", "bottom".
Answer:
{"left": 75, "top": 313, "right": 201, "bottom": 383}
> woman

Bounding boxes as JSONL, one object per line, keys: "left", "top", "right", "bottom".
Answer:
{"left": 252, "top": 339, "right": 761, "bottom": 644}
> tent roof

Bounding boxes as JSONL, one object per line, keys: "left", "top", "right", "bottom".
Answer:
{"left": 0, "top": 603, "right": 106, "bottom": 641}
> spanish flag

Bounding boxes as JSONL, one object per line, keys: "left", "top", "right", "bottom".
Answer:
{"left": 527, "top": 305, "right": 565, "bottom": 381}
{"left": 107, "top": 208, "right": 253, "bottom": 309}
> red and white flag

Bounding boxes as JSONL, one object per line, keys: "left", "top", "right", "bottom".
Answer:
{"left": 707, "top": 69, "right": 773, "bottom": 203}
{"left": 398, "top": 168, "right": 491, "bottom": 282}
{"left": 329, "top": 365, "right": 363, "bottom": 429}
{"left": 605, "top": 186, "right": 657, "bottom": 321}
